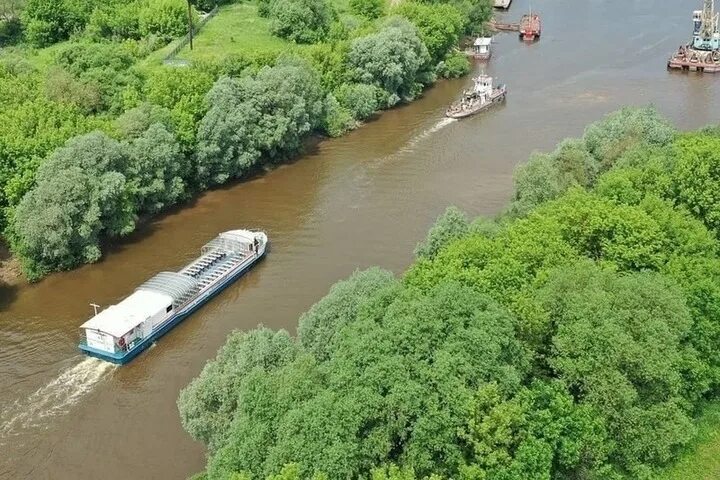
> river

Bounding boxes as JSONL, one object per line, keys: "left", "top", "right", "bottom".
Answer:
{"left": 1, "top": 0, "right": 718, "bottom": 478}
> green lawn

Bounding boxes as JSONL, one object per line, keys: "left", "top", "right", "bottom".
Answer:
{"left": 659, "top": 402, "right": 720, "bottom": 480}
{"left": 173, "top": 3, "right": 299, "bottom": 64}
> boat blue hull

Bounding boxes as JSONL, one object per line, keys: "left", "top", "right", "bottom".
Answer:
{"left": 79, "top": 251, "right": 265, "bottom": 365}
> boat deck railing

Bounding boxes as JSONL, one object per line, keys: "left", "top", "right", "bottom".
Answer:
{"left": 179, "top": 248, "right": 255, "bottom": 297}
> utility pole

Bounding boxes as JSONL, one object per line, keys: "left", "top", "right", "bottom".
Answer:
{"left": 187, "top": 0, "right": 194, "bottom": 51}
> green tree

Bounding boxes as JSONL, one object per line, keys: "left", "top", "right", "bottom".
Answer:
{"left": 178, "top": 328, "right": 299, "bottom": 451}
{"left": 414, "top": 206, "right": 469, "bottom": 260}
{"left": 348, "top": 17, "right": 433, "bottom": 106}
{"left": 269, "top": 0, "right": 333, "bottom": 43}
{"left": 144, "top": 66, "right": 215, "bottom": 150}
{"left": 583, "top": 106, "right": 675, "bottom": 172}
{"left": 672, "top": 133, "right": 720, "bottom": 235}
{"left": 9, "top": 132, "right": 135, "bottom": 279}
{"left": 298, "top": 267, "right": 396, "bottom": 361}
{"left": 461, "top": 380, "right": 609, "bottom": 479}
{"left": 139, "top": 0, "right": 194, "bottom": 40}
{"left": 125, "top": 123, "right": 188, "bottom": 214}
{"left": 537, "top": 262, "right": 697, "bottom": 475}
{"left": 394, "top": 2, "right": 464, "bottom": 64}
{"left": 195, "top": 58, "right": 324, "bottom": 187}
{"left": 201, "top": 282, "right": 527, "bottom": 479}
{"left": 350, "top": 0, "right": 384, "bottom": 19}
{"left": 334, "top": 83, "right": 378, "bottom": 121}
{"left": 510, "top": 138, "right": 595, "bottom": 216}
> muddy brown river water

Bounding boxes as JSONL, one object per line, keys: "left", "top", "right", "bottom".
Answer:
{"left": 2, "top": 1, "right": 720, "bottom": 478}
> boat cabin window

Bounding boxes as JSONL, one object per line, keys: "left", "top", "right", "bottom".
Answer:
{"left": 166, "top": 304, "right": 173, "bottom": 313}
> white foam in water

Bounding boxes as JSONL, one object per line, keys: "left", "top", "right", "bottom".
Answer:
{"left": 405, "top": 117, "right": 457, "bottom": 149}
{"left": 376, "top": 117, "right": 458, "bottom": 163}
{"left": 0, "top": 357, "right": 115, "bottom": 443}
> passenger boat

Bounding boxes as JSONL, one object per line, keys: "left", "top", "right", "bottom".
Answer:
{"left": 446, "top": 75, "right": 506, "bottom": 119}
{"left": 78, "top": 229, "right": 268, "bottom": 364}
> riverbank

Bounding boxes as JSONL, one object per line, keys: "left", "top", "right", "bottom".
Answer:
{"left": 180, "top": 106, "right": 720, "bottom": 479}
{"left": 3, "top": 0, "right": 486, "bottom": 282}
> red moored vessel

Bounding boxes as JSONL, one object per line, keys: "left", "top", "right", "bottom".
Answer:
{"left": 519, "top": 13, "right": 541, "bottom": 41}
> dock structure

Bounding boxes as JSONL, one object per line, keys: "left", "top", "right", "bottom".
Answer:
{"left": 488, "top": 19, "right": 519, "bottom": 32}
{"left": 494, "top": 0, "right": 512, "bottom": 9}
{"left": 668, "top": 0, "right": 720, "bottom": 72}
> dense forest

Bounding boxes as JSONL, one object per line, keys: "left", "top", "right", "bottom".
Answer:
{"left": 179, "top": 107, "right": 720, "bottom": 479}
{"left": 0, "top": 0, "right": 492, "bottom": 280}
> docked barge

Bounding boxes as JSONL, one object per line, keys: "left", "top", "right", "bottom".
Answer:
{"left": 79, "top": 229, "right": 268, "bottom": 364}
{"left": 668, "top": 0, "right": 720, "bottom": 72}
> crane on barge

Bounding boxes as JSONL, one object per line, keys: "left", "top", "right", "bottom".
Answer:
{"left": 668, "top": 0, "right": 720, "bottom": 72}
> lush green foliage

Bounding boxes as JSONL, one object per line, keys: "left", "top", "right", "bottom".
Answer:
{"left": 268, "top": 0, "right": 333, "bottom": 44}
{"left": 436, "top": 51, "right": 470, "bottom": 79}
{"left": 394, "top": 3, "right": 464, "bottom": 64}
{"left": 348, "top": 18, "right": 433, "bottom": 107}
{"left": 3, "top": 0, "right": 485, "bottom": 279}
{"left": 350, "top": 0, "right": 384, "bottom": 19}
{"left": 196, "top": 58, "right": 325, "bottom": 187}
{"left": 180, "top": 108, "right": 720, "bottom": 479}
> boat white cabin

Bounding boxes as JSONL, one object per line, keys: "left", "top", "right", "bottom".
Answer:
{"left": 471, "top": 37, "right": 492, "bottom": 59}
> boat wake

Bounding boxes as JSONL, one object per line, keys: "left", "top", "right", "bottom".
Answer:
{"left": 369, "top": 117, "right": 458, "bottom": 167}
{"left": 0, "top": 357, "right": 115, "bottom": 444}
{"left": 407, "top": 117, "right": 457, "bottom": 147}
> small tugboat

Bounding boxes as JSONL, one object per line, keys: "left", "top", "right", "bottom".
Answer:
{"left": 79, "top": 229, "right": 268, "bottom": 364}
{"left": 520, "top": 13, "right": 541, "bottom": 41}
{"left": 467, "top": 36, "right": 493, "bottom": 60}
{"left": 446, "top": 74, "right": 506, "bottom": 119}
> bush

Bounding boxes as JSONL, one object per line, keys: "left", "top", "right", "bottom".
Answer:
{"left": 269, "top": 0, "right": 333, "bottom": 43}
{"left": 415, "top": 206, "right": 469, "bottom": 260}
{"left": 86, "top": 1, "right": 143, "bottom": 40}
{"left": 0, "top": 18, "right": 22, "bottom": 46}
{"left": 139, "top": 0, "right": 194, "bottom": 40}
{"left": 9, "top": 132, "right": 135, "bottom": 280}
{"left": 323, "top": 94, "right": 354, "bottom": 137}
{"left": 349, "top": 0, "right": 384, "bottom": 19}
{"left": 53, "top": 41, "right": 142, "bottom": 113}
{"left": 334, "top": 83, "right": 378, "bottom": 120}
{"left": 436, "top": 51, "right": 470, "bottom": 79}
{"left": 196, "top": 58, "right": 325, "bottom": 187}
{"left": 348, "top": 17, "right": 433, "bottom": 106}
{"left": 394, "top": 2, "right": 464, "bottom": 63}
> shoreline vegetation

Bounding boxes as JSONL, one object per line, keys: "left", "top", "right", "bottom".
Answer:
{"left": 0, "top": 0, "right": 493, "bottom": 282}
{"left": 179, "top": 107, "right": 720, "bottom": 480}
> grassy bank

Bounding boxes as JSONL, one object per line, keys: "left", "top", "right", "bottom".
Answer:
{"left": 173, "top": 4, "right": 299, "bottom": 63}
{"left": 659, "top": 403, "right": 720, "bottom": 480}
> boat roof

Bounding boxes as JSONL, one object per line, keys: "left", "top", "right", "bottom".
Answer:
{"left": 474, "top": 37, "right": 492, "bottom": 46}
{"left": 202, "top": 229, "right": 260, "bottom": 255}
{"left": 137, "top": 271, "right": 198, "bottom": 305}
{"left": 80, "top": 289, "right": 173, "bottom": 337}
